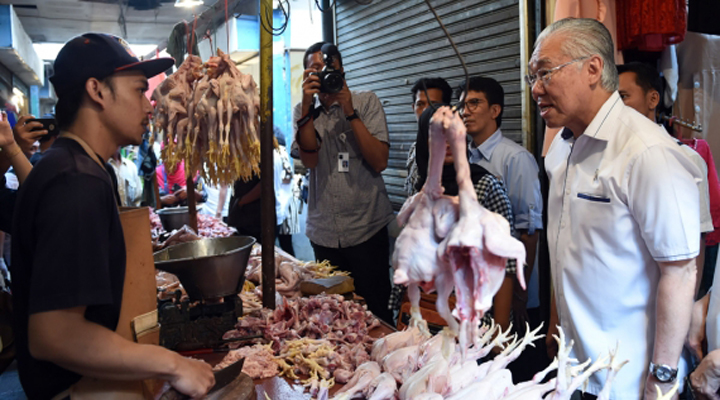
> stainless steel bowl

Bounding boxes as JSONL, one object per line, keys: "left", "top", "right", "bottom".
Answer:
{"left": 154, "top": 236, "right": 256, "bottom": 300}
{"left": 156, "top": 207, "right": 190, "bottom": 231}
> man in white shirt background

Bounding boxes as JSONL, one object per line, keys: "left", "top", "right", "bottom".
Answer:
{"left": 534, "top": 18, "right": 701, "bottom": 400}
{"left": 617, "top": 61, "right": 714, "bottom": 297}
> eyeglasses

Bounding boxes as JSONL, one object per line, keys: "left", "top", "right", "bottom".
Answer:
{"left": 525, "top": 56, "right": 590, "bottom": 87}
{"left": 456, "top": 98, "right": 484, "bottom": 114}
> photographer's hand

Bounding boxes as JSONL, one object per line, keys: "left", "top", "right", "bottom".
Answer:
{"left": 301, "top": 68, "right": 321, "bottom": 114}
{"left": 15, "top": 115, "right": 48, "bottom": 156}
{"left": 335, "top": 81, "right": 355, "bottom": 116}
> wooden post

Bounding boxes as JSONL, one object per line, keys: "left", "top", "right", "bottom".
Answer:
{"left": 260, "top": 0, "right": 276, "bottom": 310}
{"left": 186, "top": 176, "right": 198, "bottom": 232}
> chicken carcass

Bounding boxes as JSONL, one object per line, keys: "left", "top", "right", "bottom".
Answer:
{"left": 331, "top": 361, "right": 381, "bottom": 400}
{"left": 444, "top": 369, "right": 513, "bottom": 400}
{"left": 393, "top": 104, "right": 461, "bottom": 335}
{"left": 371, "top": 325, "right": 427, "bottom": 363}
{"left": 365, "top": 372, "right": 397, "bottom": 400}
{"left": 381, "top": 345, "right": 420, "bottom": 383}
{"left": 431, "top": 106, "right": 527, "bottom": 354}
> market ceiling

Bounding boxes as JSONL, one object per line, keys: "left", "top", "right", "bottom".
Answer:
{"left": 0, "top": 0, "right": 255, "bottom": 46}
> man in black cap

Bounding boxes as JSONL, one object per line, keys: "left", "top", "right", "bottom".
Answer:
{"left": 10, "top": 33, "right": 214, "bottom": 399}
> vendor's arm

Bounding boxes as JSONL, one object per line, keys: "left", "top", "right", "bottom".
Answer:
{"left": 644, "top": 258, "right": 696, "bottom": 400}
{"left": 0, "top": 112, "right": 32, "bottom": 184}
{"left": 296, "top": 69, "right": 322, "bottom": 169}
{"left": 29, "top": 307, "right": 214, "bottom": 397}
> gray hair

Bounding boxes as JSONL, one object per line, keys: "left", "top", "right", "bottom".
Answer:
{"left": 534, "top": 18, "right": 618, "bottom": 92}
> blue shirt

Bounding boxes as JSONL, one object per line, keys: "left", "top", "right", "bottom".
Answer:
{"left": 469, "top": 129, "right": 543, "bottom": 234}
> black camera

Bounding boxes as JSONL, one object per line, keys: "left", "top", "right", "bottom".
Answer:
{"left": 310, "top": 43, "right": 344, "bottom": 94}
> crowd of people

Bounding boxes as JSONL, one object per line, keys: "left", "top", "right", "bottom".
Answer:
{"left": 289, "top": 18, "right": 720, "bottom": 400}
{"left": 0, "top": 16, "right": 716, "bottom": 400}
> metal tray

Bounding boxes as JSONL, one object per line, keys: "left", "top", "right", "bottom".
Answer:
{"left": 156, "top": 206, "right": 190, "bottom": 231}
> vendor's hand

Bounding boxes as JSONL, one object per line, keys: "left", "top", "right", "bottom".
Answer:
{"left": 690, "top": 350, "right": 720, "bottom": 400}
{"left": 169, "top": 356, "right": 215, "bottom": 399}
{"left": 175, "top": 188, "right": 188, "bottom": 201}
{"left": 14, "top": 115, "right": 48, "bottom": 156}
{"left": 302, "top": 68, "right": 321, "bottom": 105}
{"left": 160, "top": 194, "right": 178, "bottom": 206}
{"left": 688, "top": 293, "right": 710, "bottom": 362}
{"left": 643, "top": 377, "right": 679, "bottom": 400}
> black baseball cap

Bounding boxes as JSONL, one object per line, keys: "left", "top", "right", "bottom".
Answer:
{"left": 50, "top": 33, "right": 175, "bottom": 97}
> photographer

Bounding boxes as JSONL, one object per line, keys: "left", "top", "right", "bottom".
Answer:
{"left": 292, "top": 42, "right": 394, "bottom": 324}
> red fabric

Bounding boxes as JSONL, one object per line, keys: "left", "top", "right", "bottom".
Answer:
{"left": 156, "top": 161, "right": 186, "bottom": 193}
{"left": 616, "top": 0, "right": 686, "bottom": 52}
{"left": 681, "top": 139, "right": 720, "bottom": 246}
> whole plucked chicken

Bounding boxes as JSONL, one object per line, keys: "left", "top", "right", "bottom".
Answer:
{"left": 392, "top": 106, "right": 526, "bottom": 353}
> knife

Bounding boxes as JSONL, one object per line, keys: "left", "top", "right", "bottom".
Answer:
{"left": 209, "top": 358, "right": 244, "bottom": 394}
{"left": 158, "top": 358, "right": 245, "bottom": 399}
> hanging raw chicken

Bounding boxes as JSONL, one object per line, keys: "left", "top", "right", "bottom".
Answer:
{"left": 152, "top": 50, "right": 264, "bottom": 186}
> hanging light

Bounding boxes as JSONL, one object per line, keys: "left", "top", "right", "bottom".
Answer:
{"left": 174, "top": 0, "right": 204, "bottom": 8}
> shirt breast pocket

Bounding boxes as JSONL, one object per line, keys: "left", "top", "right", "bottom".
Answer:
{"left": 577, "top": 193, "right": 611, "bottom": 203}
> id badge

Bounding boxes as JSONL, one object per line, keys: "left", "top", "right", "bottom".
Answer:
{"left": 338, "top": 152, "right": 350, "bottom": 173}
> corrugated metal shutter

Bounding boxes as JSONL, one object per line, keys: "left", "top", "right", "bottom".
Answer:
{"left": 336, "top": 0, "right": 522, "bottom": 210}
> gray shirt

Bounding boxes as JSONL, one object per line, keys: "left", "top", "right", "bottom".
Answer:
{"left": 292, "top": 91, "right": 394, "bottom": 248}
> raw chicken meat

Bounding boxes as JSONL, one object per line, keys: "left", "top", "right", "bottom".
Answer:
{"left": 153, "top": 50, "right": 261, "bottom": 186}
{"left": 444, "top": 369, "right": 513, "bottom": 400}
{"left": 332, "top": 361, "right": 381, "bottom": 400}
{"left": 430, "top": 107, "right": 526, "bottom": 354}
{"left": 381, "top": 345, "right": 420, "bottom": 383}
{"left": 392, "top": 106, "right": 526, "bottom": 354}
{"left": 371, "top": 326, "right": 428, "bottom": 363}
{"left": 365, "top": 372, "right": 397, "bottom": 400}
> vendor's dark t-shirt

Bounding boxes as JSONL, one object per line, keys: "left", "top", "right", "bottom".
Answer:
{"left": 10, "top": 138, "right": 126, "bottom": 399}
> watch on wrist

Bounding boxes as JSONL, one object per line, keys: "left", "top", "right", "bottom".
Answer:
{"left": 649, "top": 363, "right": 678, "bottom": 383}
{"left": 346, "top": 110, "right": 360, "bottom": 122}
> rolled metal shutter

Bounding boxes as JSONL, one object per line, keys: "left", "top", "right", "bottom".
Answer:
{"left": 336, "top": 0, "right": 522, "bottom": 210}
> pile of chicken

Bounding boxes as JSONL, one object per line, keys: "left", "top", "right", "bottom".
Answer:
{"left": 327, "top": 322, "right": 684, "bottom": 400}
{"left": 152, "top": 50, "right": 261, "bottom": 186}
{"left": 221, "top": 294, "right": 381, "bottom": 383}
{"left": 244, "top": 245, "right": 350, "bottom": 299}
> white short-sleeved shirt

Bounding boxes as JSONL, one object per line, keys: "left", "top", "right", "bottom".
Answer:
{"left": 546, "top": 92, "right": 701, "bottom": 399}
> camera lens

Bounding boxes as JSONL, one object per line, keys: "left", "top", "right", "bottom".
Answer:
{"left": 323, "top": 72, "right": 344, "bottom": 94}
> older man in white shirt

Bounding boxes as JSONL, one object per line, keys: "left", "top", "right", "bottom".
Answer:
{"left": 532, "top": 18, "right": 702, "bottom": 400}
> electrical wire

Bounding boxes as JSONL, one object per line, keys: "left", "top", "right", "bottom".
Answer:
{"left": 261, "top": 0, "right": 290, "bottom": 36}
{"left": 423, "top": 0, "right": 469, "bottom": 113}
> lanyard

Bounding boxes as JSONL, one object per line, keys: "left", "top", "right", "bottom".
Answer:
{"left": 58, "top": 132, "right": 120, "bottom": 207}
